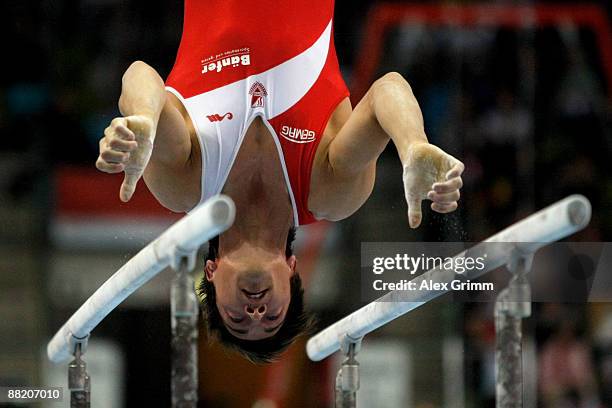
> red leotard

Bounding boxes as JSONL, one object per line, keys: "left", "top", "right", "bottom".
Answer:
{"left": 165, "top": 0, "right": 349, "bottom": 225}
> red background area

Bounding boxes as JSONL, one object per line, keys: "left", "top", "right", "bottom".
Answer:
{"left": 54, "top": 165, "right": 181, "bottom": 219}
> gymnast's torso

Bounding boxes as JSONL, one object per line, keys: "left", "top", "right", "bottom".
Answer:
{"left": 165, "top": 0, "right": 350, "bottom": 225}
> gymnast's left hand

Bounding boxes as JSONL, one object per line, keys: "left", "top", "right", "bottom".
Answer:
{"left": 402, "top": 143, "right": 464, "bottom": 229}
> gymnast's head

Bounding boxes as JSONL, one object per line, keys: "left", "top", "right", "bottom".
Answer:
{"left": 197, "top": 227, "right": 315, "bottom": 363}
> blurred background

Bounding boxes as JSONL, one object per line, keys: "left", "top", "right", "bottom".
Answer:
{"left": 1, "top": 0, "right": 611, "bottom": 407}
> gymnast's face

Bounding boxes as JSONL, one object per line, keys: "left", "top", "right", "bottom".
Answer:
{"left": 205, "top": 246, "right": 296, "bottom": 340}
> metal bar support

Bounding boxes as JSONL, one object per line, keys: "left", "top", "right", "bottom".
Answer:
{"left": 68, "top": 342, "right": 90, "bottom": 408}
{"left": 335, "top": 338, "right": 361, "bottom": 408}
{"left": 495, "top": 254, "right": 533, "bottom": 408}
{"left": 171, "top": 256, "right": 199, "bottom": 408}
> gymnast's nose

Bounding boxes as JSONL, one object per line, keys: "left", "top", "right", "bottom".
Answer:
{"left": 245, "top": 304, "right": 267, "bottom": 321}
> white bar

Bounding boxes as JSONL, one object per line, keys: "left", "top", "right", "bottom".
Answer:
{"left": 306, "top": 195, "right": 591, "bottom": 361}
{"left": 47, "top": 195, "right": 236, "bottom": 363}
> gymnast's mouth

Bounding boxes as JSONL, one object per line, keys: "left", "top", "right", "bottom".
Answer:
{"left": 242, "top": 289, "right": 269, "bottom": 300}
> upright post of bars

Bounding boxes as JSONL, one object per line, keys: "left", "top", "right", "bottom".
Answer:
{"left": 68, "top": 343, "right": 90, "bottom": 408}
{"left": 171, "top": 257, "right": 199, "bottom": 408}
{"left": 494, "top": 254, "right": 533, "bottom": 408}
{"left": 335, "top": 341, "right": 360, "bottom": 408}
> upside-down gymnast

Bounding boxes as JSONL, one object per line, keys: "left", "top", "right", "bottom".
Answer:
{"left": 96, "top": 0, "right": 464, "bottom": 363}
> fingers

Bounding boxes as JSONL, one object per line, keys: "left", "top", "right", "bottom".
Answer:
{"left": 96, "top": 119, "right": 138, "bottom": 173}
{"left": 431, "top": 202, "right": 458, "bottom": 213}
{"left": 429, "top": 160, "right": 463, "bottom": 214}
{"left": 429, "top": 174, "right": 461, "bottom": 214}
{"left": 432, "top": 176, "right": 463, "bottom": 194}
{"left": 110, "top": 117, "right": 128, "bottom": 129}
{"left": 428, "top": 189, "right": 460, "bottom": 204}
{"left": 96, "top": 157, "right": 124, "bottom": 173}
{"left": 406, "top": 196, "right": 423, "bottom": 229}
{"left": 104, "top": 125, "right": 136, "bottom": 147}
{"left": 100, "top": 149, "right": 130, "bottom": 164}
{"left": 108, "top": 135, "right": 137, "bottom": 150}
{"left": 114, "top": 124, "right": 136, "bottom": 142}
{"left": 445, "top": 160, "right": 465, "bottom": 179}
{"left": 120, "top": 173, "right": 140, "bottom": 202}
{"left": 97, "top": 140, "right": 132, "bottom": 172}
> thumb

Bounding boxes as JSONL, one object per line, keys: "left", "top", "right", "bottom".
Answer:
{"left": 407, "top": 195, "right": 422, "bottom": 229}
{"left": 120, "top": 172, "right": 140, "bottom": 202}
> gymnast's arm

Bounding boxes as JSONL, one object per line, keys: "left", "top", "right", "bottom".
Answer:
{"left": 312, "top": 72, "right": 464, "bottom": 228}
{"left": 96, "top": 61, "right": 199, "bottom": 212}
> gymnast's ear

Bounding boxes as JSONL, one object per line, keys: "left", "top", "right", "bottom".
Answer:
{"left": 286, "top": 255, "right": 297, "bottom": 273}
{"left": 205, "top": 260, "right": 217, "bottom": 281}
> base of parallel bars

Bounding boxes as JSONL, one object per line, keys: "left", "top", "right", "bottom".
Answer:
{"left": 171, "top": 256, "right": 199, "bottom": 408}
{"left": 335, "top": 339, "right": 361, "bottom": 408}
{"left": 69, "top": 343, "right": 90, "bottom": 408}
{"left": 495, "top": 254, "right": 533, "bottom": 408}
{"left": 495, "top": 309, "right": 523, "bottom": 408}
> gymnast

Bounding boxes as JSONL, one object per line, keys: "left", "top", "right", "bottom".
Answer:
{"left": 95, "top": 0, "right": 464, "bottom": 363}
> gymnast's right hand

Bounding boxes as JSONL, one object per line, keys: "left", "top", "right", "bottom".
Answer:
{"left": 96, "top": 115, "right": 155, "bottom": 202}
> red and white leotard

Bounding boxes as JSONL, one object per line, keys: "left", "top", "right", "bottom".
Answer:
{"left": 165, "top": 0, "right": 349, "bottom": 226}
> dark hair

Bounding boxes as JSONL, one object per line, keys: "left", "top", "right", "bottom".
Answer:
{"left": 197, "top": 227, "right": 316, "bottom": 364}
